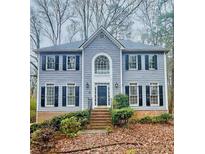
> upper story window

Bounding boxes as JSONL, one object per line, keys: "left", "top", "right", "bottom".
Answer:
{"left": 95, "top": 55, "right": 110, "bottom": 74}
{"left": 149, "top": 55, "right": 155, "bottom": 69}
{"left": 129, "top": 83, "right": 138, "bottom": 105}
{"left": 67, "top": 56, "right": 76, "bottom": 70}
{"left": 46, "top": 83, "right": 55, "bottom": 106}
{"left": 128, "top": 55, "right": 137, "bottom": 70}
{"left": 67, "top": 83, "right": 75, "bottom": 106}
{"left": 125, "top": 55, "right": 141, "bottom": 70}
{"left": 46, "top": 55, "right": 55, "bottom": 70}
{"left": 150, "top": 83, "right": 159, "bottom": 106}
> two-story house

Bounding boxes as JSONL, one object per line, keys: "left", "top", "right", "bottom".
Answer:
{"left": 35, "top": 27, "right": 169, "bottom": 122}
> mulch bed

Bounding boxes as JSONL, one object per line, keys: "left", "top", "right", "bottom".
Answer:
{"left": 31, "top": 123, "right": 174, "bottom": 154}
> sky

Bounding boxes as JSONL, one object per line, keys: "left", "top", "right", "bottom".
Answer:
{"left": 31, "top": 0, "right": 145, "bottom": 48}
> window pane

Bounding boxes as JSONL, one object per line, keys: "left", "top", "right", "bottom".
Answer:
{"left": 149, "top": 55, "right": 155, "bottom": 69}
{"left": 67, "top": 56, "right": 76, "bottom": 69}
{"left": 47, "top": 56, "right": 55, "bottom": 69}
{"left": 150, "top": 83, "right": 158, "bottom": 105}
{"left": 46, "top": 84, "right": 55, "bottom": 106}
{"left": 95, "top": 56, "right": 110, "bottom": 74}
{"left": 67, "top": 84, "right": 75, "bottom": 105}
{"left": 129, "top": 83, "right": 138, "bottom": 105}
{"left": 129, "top": 55, "right": 137, "bottom": 69}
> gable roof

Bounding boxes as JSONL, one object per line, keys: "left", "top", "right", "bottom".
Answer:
{"left": 35, "top": 27, "right": 168, "bottom": 53}
{"left": 79, "top": 26, "right": 124, "bottom": 49}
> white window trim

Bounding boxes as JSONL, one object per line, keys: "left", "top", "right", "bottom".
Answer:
{"left": 128, "top": 55, "right": 138, "bottom": 70}
{"left": 164, "top": 53, "right": 168, "bottom": 110}
{"left": 46, "top": 55, "right": 55, "bottom": 71}
{"left": 149, "top": 82, "right": 160, "bottom": 106}
{"left": 129, "top": 82, "right": 139, "bottom": 106}
{"left": 66, "top": 55, "right": 76, "bottom": 70}
{"left": 45, "top": 83, "right": 55, "bottom": 107}
{"left": 148, "top": 55, "right": 157, "bottom": 70}
{"left": 94, "top": 55, "right": 110, "bottom": 75}
{"left": 91, "top": 52, "right": 113, "bottom": 109}
{"left": 67, "top": 83, "right": 76, "bottom": 106}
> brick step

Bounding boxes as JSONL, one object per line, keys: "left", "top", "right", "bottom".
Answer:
{"left": 91, "top": 112, "right": 110, "bottom": 115}
{"left": 93, "top": 108, "right": 109, "bottom": 111}
{"left": 92, "top": 108, "right": 109, "bottom": 112}
{"left": 89, "top": 125, "right": 112, "bottom": 129}
{"left": 90, "top": 123, "right": 111, "bottom": 128}
{"left": 91, "top": 111, "right": 110, "bottom": 114}
{"left": 90, "top": 120, "right": 112, "bottom": 123}
{"left": 91, "top": 115, "right": 111, "bottom": 118}
{"left": 90, "top": 117, "right": 111, "bottom": 121}
{"left": 89, "top": 108, "right": 112, "bottom": 129}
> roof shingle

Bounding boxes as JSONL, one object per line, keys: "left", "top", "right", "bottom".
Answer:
{"left": 36, "top": 39, "right": 167, "bottom": 52}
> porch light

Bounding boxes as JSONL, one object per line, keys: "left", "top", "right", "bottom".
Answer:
{"left": 115, "top": 82, "right": 118, "bottom": 88}
{"left": 86, "top": 82, "right": 89, "bottom": 89}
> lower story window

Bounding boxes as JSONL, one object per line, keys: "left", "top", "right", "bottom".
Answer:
{"left": 46, "top": 84, "right": 55, "bottom": 106}
{"left": 67, "top": 83, "right": 75, "bottom": 106}
{"left": 129, "top": 83, "right": 138, "bottom": 105}
{"left": 150, "top": 83, "right": 159, "bottom": 106}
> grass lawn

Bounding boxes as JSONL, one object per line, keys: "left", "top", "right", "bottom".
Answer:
{"left": 31, "top": 123, "right": 174, "bottom": 154}
{"left": 30, "top": 96, "right": 36, "bottom": 123}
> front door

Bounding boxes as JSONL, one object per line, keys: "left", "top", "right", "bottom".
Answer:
{"left": 97, "top": 86, "right": 107, "bottom": 106}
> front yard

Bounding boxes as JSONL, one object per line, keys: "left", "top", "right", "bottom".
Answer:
{"left": 31, "top": 123, "right": 173, "bottom": 154}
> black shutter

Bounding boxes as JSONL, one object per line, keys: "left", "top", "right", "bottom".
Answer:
{"left": 145, "top": 55, "right": 149, "bottom": 70}
{"left": 146, "top": 85, "right": 150, "bottom": 106}
{"left": 138, "top": 55, "right": 141, "bottom": 70}
{"left": 42, "top": 56, "right": 46, "bottom": 71}
{"left": 62, "top": 86, "right": 66, "bottom": 106}
{"left": 125, "top": 86, "right": 129, "bottom": 103}
{"left": 75, "top": 86, "right": 79, "bottom": 106}
{"left": 63, "top": 56, "right": 66, "bottom": 71}
{"left": 125, "top": 55, "right": 129, "bottom": 70}
{"left": 154, "top": 55, "right": 157, "bottom": 69}
{"left": 54, "top": 86, "right": 58, "bottom": 107}
{"left": 125, "top": 86, "right": 129, "bottom": 96}
{"left": 139, "top": 86, "right": 143, "bottom": 106}
{"left": 159, "top": 85, "right": 163, "bottom": 106}
{"left": 41, "top": 87, "right": 45, "bottom": 107}
{"left": 55, "top": 56, "right": 59, "bottom": 70}
{"left": 76, "top": 55, "right": 80, "bottom": 70}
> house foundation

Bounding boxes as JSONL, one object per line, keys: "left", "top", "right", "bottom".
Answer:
{"left": 36, "top": 111, "right": 68, "bottom": 123}
{"left": 131, "top": 110, "right": 168, "bottom": 119}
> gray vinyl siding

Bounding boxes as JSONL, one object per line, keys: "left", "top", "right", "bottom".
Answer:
{"left": 122, "top": 53, "right": 167, "bottom": 110}
{"left": 37, "top": 53, "right": 82, "bottom": 112}
{"left": 83, "top": 34, "right": 121, "bottom": 109}
{"left": 37, "top": 34, "right": 168, "bottom": 112}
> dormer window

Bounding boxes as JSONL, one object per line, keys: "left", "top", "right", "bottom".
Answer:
{"left": 95, "top": 55, "right": 110, "bottom": 74}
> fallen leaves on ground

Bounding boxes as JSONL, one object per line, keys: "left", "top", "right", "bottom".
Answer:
{"left": 31, "top": 123, "right": 173, "bottom": 154}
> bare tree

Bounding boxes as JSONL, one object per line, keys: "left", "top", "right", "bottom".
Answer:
{"left": 30, "top": 8, "right": 42, "bottom": 96}
{"left": 136, "top": 0, "right": 174, "bottom": 113}
{"left": 73, "top": 0, "right": 93, "bottom": 40}
{"left": 73, "top": 0, "right": 144, "bottom": 40}
{"left": 35, "top": 0, "right": 73, "bottom": 45}
{"left": 66, "top": 20, "right": 81, "bottom": 42}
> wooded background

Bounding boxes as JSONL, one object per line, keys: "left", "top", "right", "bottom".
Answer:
{"left": 30, "top": 0, "right": 174, "bottom": 113}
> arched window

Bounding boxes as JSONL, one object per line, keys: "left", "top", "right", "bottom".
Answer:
{"left": 95, "top": 55, "right": 110, "bottom": 74}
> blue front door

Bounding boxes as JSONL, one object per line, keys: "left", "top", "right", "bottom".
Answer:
{"left": 97, "top": 86, "right": 107, "bottom": 106}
